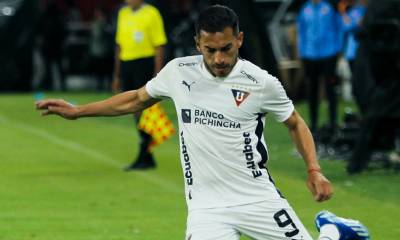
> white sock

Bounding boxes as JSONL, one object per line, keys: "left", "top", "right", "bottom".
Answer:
{"left": 318, "top": 224, "right": 340, "bottom": 240}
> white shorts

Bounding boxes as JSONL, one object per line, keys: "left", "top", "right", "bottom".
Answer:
{"left": 186, "top": 200, "right": 312, "bottom": 240}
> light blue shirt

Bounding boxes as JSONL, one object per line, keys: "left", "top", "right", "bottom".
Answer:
{"left": 297, "top": 0, "right": 342, "bottom": 59}
{"left": 342, "top": 5, "right": 366, "bottom": 60}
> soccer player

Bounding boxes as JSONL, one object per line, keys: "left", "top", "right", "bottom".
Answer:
{"left": 36, "top": 5, "right": 369, "bottom": 240}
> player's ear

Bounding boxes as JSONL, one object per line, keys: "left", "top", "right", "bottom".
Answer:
{"left": 194, "top": 36, "right": 201, "bottom": 52}
{"left": 236, "top": 31, "right": 244, "bottom": 48}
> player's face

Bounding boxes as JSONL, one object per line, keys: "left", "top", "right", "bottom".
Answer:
{"left": 196, "top": 27, "right": 243, "bottom": 77}
{"left": 125, "top": 0, "right": 143, "bottom": 9}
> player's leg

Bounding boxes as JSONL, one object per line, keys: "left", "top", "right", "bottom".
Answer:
{"left": 304, "top": 59, "right": 321, "bottom": 134}
{"left": 186, "top": 209, "right": 240, "bottom": 240}
{"left": 315, "top": 210, "right": 370, "bottom": 240}
{"left": 232, "top": 200, "right": 313, "bottom": 240}
{"left": 321, "top": 56, "right": 339, "bottom": 133}
{"left": 318, "top": 224, "right": 340, "bottom": 240}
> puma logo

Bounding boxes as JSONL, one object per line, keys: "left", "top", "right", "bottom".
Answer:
{"left": 182, "top": 81, "right": 195, "bottom": 91}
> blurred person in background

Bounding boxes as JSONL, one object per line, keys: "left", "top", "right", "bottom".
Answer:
{"left": 89, "top": 6, "right": 114, "bottom": 91}
{"left": 346, "top": 0, "right": 400, "bottom": 173}
{"left": 37, "top": 0, "right": 67, "bottom": 91}
{"left": 297, "top": 0, "right": 342, "bottom": 136}
{"left": 338, "top": 0, "right": 367, "bottom": 71}
{"left": 113, "top": 0, "right": 167, "bottom": 170}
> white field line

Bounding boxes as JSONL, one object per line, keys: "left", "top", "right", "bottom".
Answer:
{"left": 0, "top": 114, "right": 182, "bottom": 193}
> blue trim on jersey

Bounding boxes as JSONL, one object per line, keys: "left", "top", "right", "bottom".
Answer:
{"left": 255, "top": 113, "right": 285, "bottom": 199}
{"left": 256, "top": 113, "right": 268, "bottom": 168}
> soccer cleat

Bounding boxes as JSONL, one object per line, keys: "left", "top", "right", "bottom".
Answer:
{"left": 315, "top": 210, "right": 370, "bottom": 240}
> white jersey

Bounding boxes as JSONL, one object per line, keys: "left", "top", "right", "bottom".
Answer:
{"left": 146, "top": 55, "right": 294, "bottom": 210}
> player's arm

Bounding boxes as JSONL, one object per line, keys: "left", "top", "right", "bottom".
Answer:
{"left": 35, "top": 86, "right": 159, "bottom": 120}
{"left": 284, "top": 110, "right": 333, "bottom": 202}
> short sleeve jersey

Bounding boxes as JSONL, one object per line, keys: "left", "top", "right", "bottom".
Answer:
{"left": 146, "top": 55, "right": 294, "bottom": 210}
{"left": 116, "top": 4, "right": 167, "bottom": 61}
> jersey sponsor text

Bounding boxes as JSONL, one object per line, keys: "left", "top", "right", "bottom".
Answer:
{"left": 193, "top": 109, "right": 241, "bottom": 129}
{"left": 181, "top": 131, "right": 193, "bottom": 186}
{"left": 243, "top": 132, "right": 262, "bottom": 178}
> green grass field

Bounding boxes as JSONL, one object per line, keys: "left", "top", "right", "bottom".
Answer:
{"left": 1, "top": 92, "right": 399, "bottom": 240}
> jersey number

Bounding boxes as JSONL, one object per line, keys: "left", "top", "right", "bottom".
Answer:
{"left": 273, "top": 209, "right": 300, "bottom": 238}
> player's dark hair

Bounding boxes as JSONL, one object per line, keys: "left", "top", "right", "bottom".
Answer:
{"left": 195, "top": 5, "right": 239, "bottom": 37}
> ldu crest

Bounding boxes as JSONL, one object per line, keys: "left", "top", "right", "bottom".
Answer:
{"left": 231, "top": 89, "right": 250, "bottom": 106}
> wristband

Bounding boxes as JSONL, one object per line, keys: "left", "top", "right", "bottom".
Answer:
{"left": 307, "top": 168, "right": 321, "bottom": 174}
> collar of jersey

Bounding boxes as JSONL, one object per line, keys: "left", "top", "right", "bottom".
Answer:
{"left": 200, "top": 58, "right": 244, "bottom": 81}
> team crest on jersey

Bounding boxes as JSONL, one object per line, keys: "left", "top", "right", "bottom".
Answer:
{"left": 231, "top": 89, "right": 250, "bottom": 107}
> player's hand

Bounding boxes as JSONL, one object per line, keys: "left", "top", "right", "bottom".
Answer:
{"left": 112, "top": 77, "right": 120, "bottom": 93}
{"left": 307, "top": 171, "right": 333, "bottom": 202}
{"left": 35, "top": 99, "right": 79, "bottom": 120}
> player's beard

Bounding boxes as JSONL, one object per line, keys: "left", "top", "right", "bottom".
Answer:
{"left": 212, "top": 64, "right": 233, "bottom": 77}
{"left": 205, "top": 54, "right": 239, "bottom": 78}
